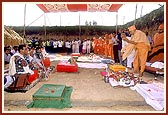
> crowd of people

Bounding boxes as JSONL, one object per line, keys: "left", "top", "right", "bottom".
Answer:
{"left": 26, "top": 37, "right": 93, "bottom": 55}
{"left": 4, "top": 44, "right": 51, "bottom": 89}
{"left": 4, "top": 24, "right": 164, "bottom": 86}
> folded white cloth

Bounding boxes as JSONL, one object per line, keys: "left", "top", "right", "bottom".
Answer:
{"left": 4, "top": 75, "right": 15, "bottom": 88}
{"left": 151, "top": 62, "right": 164, "bottom": 69}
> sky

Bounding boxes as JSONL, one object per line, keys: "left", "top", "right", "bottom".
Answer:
{"left": 2, "top": 2, "right": 165, "bottom": 27}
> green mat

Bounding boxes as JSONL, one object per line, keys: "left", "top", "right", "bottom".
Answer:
{"left": 27, "top": 84, "right": 73, "bottom": 109}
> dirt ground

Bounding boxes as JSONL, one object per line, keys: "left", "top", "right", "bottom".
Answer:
{"left": 3, "top": 60, "right": 165, "bottom": 113}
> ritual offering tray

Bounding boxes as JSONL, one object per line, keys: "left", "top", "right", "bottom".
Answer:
{"left": 109, "top": 64, "right": 126, "bottom": 72}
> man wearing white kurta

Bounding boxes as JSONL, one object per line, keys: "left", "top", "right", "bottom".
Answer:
{"left": 72, "top": 40, "right": 76, "bottom": 53}
{"left": 82, "top": 40, "right": 87, "bottom": 54}
{"left": 86, "top": 39, "right": 91, "bottom": 54}
{"left": 121, "top": 33, "right": 135, "bottom": 69}
{"left": 58, "top": 40, "right": 63, "bottom": 53}
{"left": 65, "top": 40, "right": 71, "bottom": 55}
{"left": 75, "top": 39, "right": 79, "bottom": 53}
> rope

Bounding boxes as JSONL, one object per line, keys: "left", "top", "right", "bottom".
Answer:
{"left": 26, "top": 13, "right": 45, "bottom": 27}
{"left": 46, "top": 14, "right": 52, "bottom": 26}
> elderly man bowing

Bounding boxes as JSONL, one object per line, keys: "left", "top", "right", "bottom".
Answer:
{"left": 122, "top": 25, "right": 150, "bottom": 81}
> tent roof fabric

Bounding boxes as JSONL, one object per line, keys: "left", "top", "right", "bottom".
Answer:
{"left": 37, "top": 4, "right": 122, "bottom": 13}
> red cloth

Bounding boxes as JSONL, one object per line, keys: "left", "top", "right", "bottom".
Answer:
{"left": 28, "top": 70, "right": 38, "bottom": 83}
{"left": 42, "top": 57, "right": 51, "bottom": 67}
{"left": 71, "top": 53, "right": 81, "bottom": 57}
{"left": 56, "top": 62, "right": 78, "bottom": 72}
{"left": 100, "top": 71, "right": 107, "bottom": 76}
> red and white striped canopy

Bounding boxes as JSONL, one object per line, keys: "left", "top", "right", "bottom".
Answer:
{"left": 37, "top": 4, "right": 123, "bottom": 13}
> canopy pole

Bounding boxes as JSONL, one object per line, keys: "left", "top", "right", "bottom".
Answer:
{"left": 79, "top": 12, "right": 81, "bottom": 39}
{"left": 134, "top": 4, "right": 138, "bottom": 25}
{"left": 140, "top": 5, "right": 143, "bottom": 18}
{"left": 123, "top": 16, "right": 125, "bottom": 25}
{"left": 116, "top": 11, "right": 118, "bottom": 35}
{"left": 44, "top": 13, "right": 47, "bottom": 40}
{"left": 23, "top": 4, "right": 26, "bottom": 43}
{"left": 60, "top": 13, "right": 61, "bottom": 26}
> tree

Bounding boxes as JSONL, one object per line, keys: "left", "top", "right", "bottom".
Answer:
{"left": 89, "top": 21, "right": 92, "bottom": 26}
{"left": 85, "top": 21, "right": 89, "bottom": 26}
{"left": 93, "top": 20, "right": 97, "bottom": 26}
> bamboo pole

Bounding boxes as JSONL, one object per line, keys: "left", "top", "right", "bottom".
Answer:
{"left": 79, "top": 12, "right": 81, "bottom": 39}
{"left": 140, "top": 5, "right": 143, "bottom": 18}
{"left": 134, "top": 4, "right": 138, "bottom": 25}
{"left": 44, "top": 13, "right": 47, "bottom": 40}
{"left": 60, "top": 13, "right": 61, "bottom": 26}
{"left": 116, "top": 11, "right": 118, "bottom": 35}
{"left": 23, "top": 4, "right": 26, "bottom": 43}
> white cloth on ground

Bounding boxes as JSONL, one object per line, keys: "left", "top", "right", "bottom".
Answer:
{"left": 151, "top": 62, "right": 164, "bottom": 69}
{"left": 134, "top": 83, "right": 164, "bottom": 111}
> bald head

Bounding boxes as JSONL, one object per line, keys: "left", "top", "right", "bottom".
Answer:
{"left": 128, "top": 25, "right": 136, "bottom": 35}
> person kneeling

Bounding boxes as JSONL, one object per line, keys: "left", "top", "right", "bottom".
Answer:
{"left": 8, "top": 44, "right": 34, "bottom": 90}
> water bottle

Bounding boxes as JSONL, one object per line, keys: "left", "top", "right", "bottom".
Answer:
{"left": 104, "top": 66, "right": 109, "bottom": 83}
{"left": 104, "top": 75, "right": 109, "bottom": 83}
